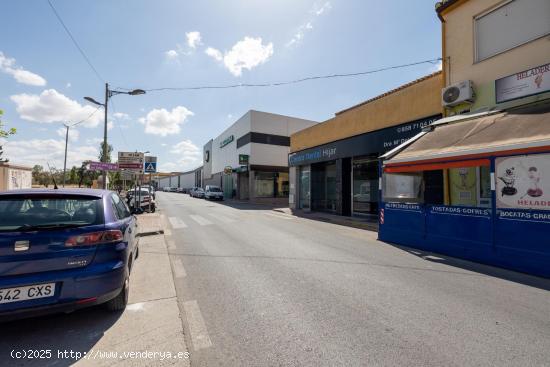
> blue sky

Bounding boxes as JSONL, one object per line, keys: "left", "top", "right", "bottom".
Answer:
{"left": 0, "top": 0, "right": 441, "bottom": 172}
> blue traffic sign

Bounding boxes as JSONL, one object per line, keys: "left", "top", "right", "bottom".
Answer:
{"left": 144, "top": 162, "right": 157, "bottom": 173}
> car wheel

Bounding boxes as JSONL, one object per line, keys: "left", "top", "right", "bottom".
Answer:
{"left": 151, "top": 204, "right": 156, "bottom": 213}
{"left": 106, "top": 273, "right": 129, "bottom": 311}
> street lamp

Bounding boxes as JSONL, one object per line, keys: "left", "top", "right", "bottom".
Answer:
{"left": 84, "top": 83, "right": 146, "bottom": 190}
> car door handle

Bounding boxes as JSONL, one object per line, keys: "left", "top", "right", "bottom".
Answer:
{"left": 128, "top": 227, "right": 132, "bottom": 234}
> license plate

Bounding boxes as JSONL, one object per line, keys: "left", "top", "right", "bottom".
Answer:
{"left": 0, "top": 283, "right": 55, "bottom": 304}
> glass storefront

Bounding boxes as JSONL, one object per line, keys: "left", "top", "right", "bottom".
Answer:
{"left": 311, "top": 161, "right": 337, "bottom": 212}
{"left": 352, "top": 157, "right": 379, "bottom": 216}
{"left": 254, "top": 171, "right": 289, "bottom": 198}
{"left": 299, "top": 166, "right": 310, "bottom": 209}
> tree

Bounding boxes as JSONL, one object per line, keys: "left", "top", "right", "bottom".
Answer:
{"left": 69, "top": 166, "right": 78, "bottom": 185}
{"left": 0, "top": 109, "right": 16, "bottom": 163}
{"left": 98, "top": 142, "right": 114, "bottom": 163}
{"left": 32, "top": 165, "right": 50, "bottom": 187}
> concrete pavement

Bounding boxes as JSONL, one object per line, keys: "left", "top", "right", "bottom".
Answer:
{"left": 0, "top": 214, "right": 190, "bottom": 366}
{"left": 157, "top": 191, "right": 550, "bottom": 367}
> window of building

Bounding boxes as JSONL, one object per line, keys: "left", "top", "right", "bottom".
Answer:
{"left": 255, "top": 172, "right": 276, "bottom": 197}
{"left": 474, "top": 0, "right": 550, "bottom": 62}
{"left": 352, "top": 157, "right": 379, "bottom": 216}
{"left": 299, "top": 166, "right": 311, "bottom": 209}
{"left": 383, "top": 172, "right": 424, "bottom": 203}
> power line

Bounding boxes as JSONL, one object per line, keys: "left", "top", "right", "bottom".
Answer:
{"left": 141, "top": 58, "right": 441, "bottom": 92}
{"left": 47, "top": 0, "right": 105, "bottom": 84}
{"left": 109, "top": 98, "right": 130, "bottom": 150}
{"left": 64, "top": 106, "right": 102, "bottom": 128}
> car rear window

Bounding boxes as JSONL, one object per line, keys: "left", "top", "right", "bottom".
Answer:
{"left": 209, "top": 187, "right": 222, "bottom": 192}
{"left": 0, "top": 194, "right": 103, "bottom": 232}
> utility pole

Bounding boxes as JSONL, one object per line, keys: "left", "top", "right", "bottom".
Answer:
{"left": 62, "top": 124, "right": 69, "bottom": 187}
{"left": 102, "top": 82, "right": 109, "bottom": 190}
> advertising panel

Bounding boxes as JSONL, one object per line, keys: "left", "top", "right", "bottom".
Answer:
{"left": 496, "top": 153, "right": 550, "bottom": 210}
{"left": 449, "top": 167, "right": 478, "bottom": 207}
{"left": 495, "top": 63, "right": 550, "bottom": 104}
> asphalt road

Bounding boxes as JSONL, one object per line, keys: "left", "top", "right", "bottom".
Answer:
{"left": 157, "top": 192, "right": 550, "bottom": 367}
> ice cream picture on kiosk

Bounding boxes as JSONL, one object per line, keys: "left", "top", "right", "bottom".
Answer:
{"left": 496, "top": 154, "right": 550, "bottom": 210}
{"left": 526, "top": 166, "right": 543, "bottom": 198}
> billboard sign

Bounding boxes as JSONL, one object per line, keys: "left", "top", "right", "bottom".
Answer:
{"left": 495, "top": 63, "right": 550, "bottom": 104}
{"left": 496, "top": 153, "right": 550, "bottom": 211}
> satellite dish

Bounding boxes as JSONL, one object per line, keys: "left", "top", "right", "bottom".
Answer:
{"left": 443, "top": 86, "right": 460, "bottom": 104}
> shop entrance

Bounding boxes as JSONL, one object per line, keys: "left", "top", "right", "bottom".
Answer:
{"left": 223, "top": 174, "right": 234, "bottom": 199}
{"left": 238, "top": 172, "right": 249, "bottom": 199}
{"left": 352, "top": 157, "right": 379, "bottom": 217}
{"left": 311, "top": 161, "right": 337, "bottom": 213}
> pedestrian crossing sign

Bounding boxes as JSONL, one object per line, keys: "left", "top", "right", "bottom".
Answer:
{"left": 144, "top": 162, "right": 157, "bottom": 173}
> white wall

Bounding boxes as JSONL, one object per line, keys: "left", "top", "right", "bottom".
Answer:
{"left": 179, "top": 171, "right": 195, "bottom": 189}
{"left": 209, "top": 110, "right": 317, "bottom": 174}
{"left": 211, "top": 112, "right": 252, "bottom": 174}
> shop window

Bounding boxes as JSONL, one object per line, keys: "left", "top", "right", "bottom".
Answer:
{"left": 254, "top": 172, "right": 276, "bottom": 197}
{"left": 383, "top": 172, "right": 423, "bottom": 203}
{"left": 424, "top": 170, "right": 445, "bottom": 205}
{"left": 299, "top": 167, "right": 310, "bottom": 209}
{"left": 276, "top": 172, "right": 289, "bottom": 197}
{"left": 352, "top": 158, "right": 379, "bottom": 215}
{"left": 449, "top": 166, "right": 491, "bottom": 207}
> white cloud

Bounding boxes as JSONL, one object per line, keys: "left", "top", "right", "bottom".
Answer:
{"left": 1, "top": 138, "right": 98, "bottom": 168}
{"left": 430, "top": 60, "right": 443, "bottom": 73}
{"left": 85, "top": 137, "right": 103, "bottom": 145}
{"left": 113, "top": 112, "right": 130, "bottom": 120}
{"left": 205, "top": 47, "right": 223, "bottom": 61}
{"left": 158, "top": 139, "right": 202, "bottom": 172}
{"left": 186, "top": 31, "right": 202, "bottom": 49}
{"left": 66, "top": 82, "right": 71, "bottom": 88}
{"left": 139, "top": 106, "right": 194, "bottom": 136}
{"left": 107, "top": 121, "right": 114, "bottom": 130}
{"left": 0, "top": 51, "right": 47, "bottom": 86}
{"left": 56, "top": 127, "right": 79, "bottom": 142}
{"left": 161, "top": 143, "right": 167, "bottom": 147}
{"left": 314, "top": 1, "right": 332, "bottom": 15}
{"left": 286, "top": 1, "right": 331, "bottom": 47}
{"left": 206, "top": 37, "right": 274, "bottom": 77}
{"left": 165, "top": 49, "right": 179, "bottom": 60}
{"left": 10, "top": 89, "right": 102, "bottom": 128}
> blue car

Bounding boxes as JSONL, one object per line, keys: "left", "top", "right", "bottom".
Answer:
{"left": 0, "top": 189, "right": 139, "bottom": 321}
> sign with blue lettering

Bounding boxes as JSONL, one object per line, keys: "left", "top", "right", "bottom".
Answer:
{"left": 429, "top": 205, "right": 491, "bottom": 219}
{"left": 289, "top": 114, "right": 440, "bottom": 166}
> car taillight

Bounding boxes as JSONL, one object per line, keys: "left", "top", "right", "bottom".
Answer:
{"left": 65, "top": 230, "right": 124, "bottom": 247}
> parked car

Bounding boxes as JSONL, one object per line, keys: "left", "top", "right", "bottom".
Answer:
{"left": 205, "top": 186, "right": 224, "bottom": 201}
{"left": 169, "top": 187, "right": 178, "bottom": 192}
{"left": 0, "top": 189, "right": 139, "bottom": 321}
{"left": 191, "top": 187, "right": 205, "bottom": 198}
{"left": 176, "top": 187, "right": 186, "bottom": 194}
{"left": 163, "top": 187, "right": 171, "bottom": 192}
{"left": 127, "top": 188, "right": 156, "bottom": 213}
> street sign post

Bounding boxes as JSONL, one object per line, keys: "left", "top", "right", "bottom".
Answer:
{"left": 88, "top": 161, "right": 119, "bottom": 171}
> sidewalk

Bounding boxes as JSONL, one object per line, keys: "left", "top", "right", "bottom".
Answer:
{"left": 77, "top": 213, "right": 189, "bottom": 366}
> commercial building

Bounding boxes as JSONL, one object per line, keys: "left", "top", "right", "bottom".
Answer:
{"left": 0, "top": 163, "right": 32, "bottom": 191}
{"left": 203, "top": 110, "right": 317, "bottom": 204}
{"left": 157, "top": 166, "right": 202, "bottom": 190}
{"left": 288, "top": 72, "right": 443, "bottom": 218}
{"left": 379, "top": 0, "right": 550, "bottom": 278}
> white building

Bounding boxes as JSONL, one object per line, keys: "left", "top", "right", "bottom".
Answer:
{"left": 203, "top": 110, "right": 317, "bottom": 205}
{"left": 0, "top": 163, "right": 32, "bottom": 191}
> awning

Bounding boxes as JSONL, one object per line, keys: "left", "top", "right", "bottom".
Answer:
{"left": 384, "top": 102, "right": 550, "bottom": 171}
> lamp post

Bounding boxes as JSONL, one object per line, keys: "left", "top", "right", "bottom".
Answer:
{"left": 84, "top": 83, "right": 145, "bottom": 189}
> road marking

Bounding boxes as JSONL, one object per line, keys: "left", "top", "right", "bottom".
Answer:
{"left": 168, "top": 216, "right": 188, "bottom": 229}
{"left": 171, "top": 257, "right": 187, "bottom": 278}
{"left": 207, "top": 212, "right": 236, "bottom": 223}
{"left": 264, "top": 212, "right": 294, "bottom": 220}
{"left": 183, "top": 300, "right": 213, "bottom": 351}
{"left": 189, "top": 215, "right": 213, "bottom": 226}
{"left": 164, "top": 229, "right": 172, "bottom": 236}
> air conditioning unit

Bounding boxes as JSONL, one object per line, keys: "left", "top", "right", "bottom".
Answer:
{"left": 442, "top": 80, "right": 475, "bottom": 107}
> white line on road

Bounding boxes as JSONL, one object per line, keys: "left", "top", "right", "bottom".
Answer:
{"left": 207, "top": 212, "right": 236, "bottom": 223}
{"left": 183, "top": 300, "right": 213, "bottom": 351}
{"left": 264, "top": 212, "right": 294, "bottom": 220}
{"left": 189, "top": 214, "right": 213, "bottom": 226}
{"left": 169, "top": 216, "right": 188, "bottom": 229}
{"left": 171, "top": 257, "right": 187, "bottom": 278}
